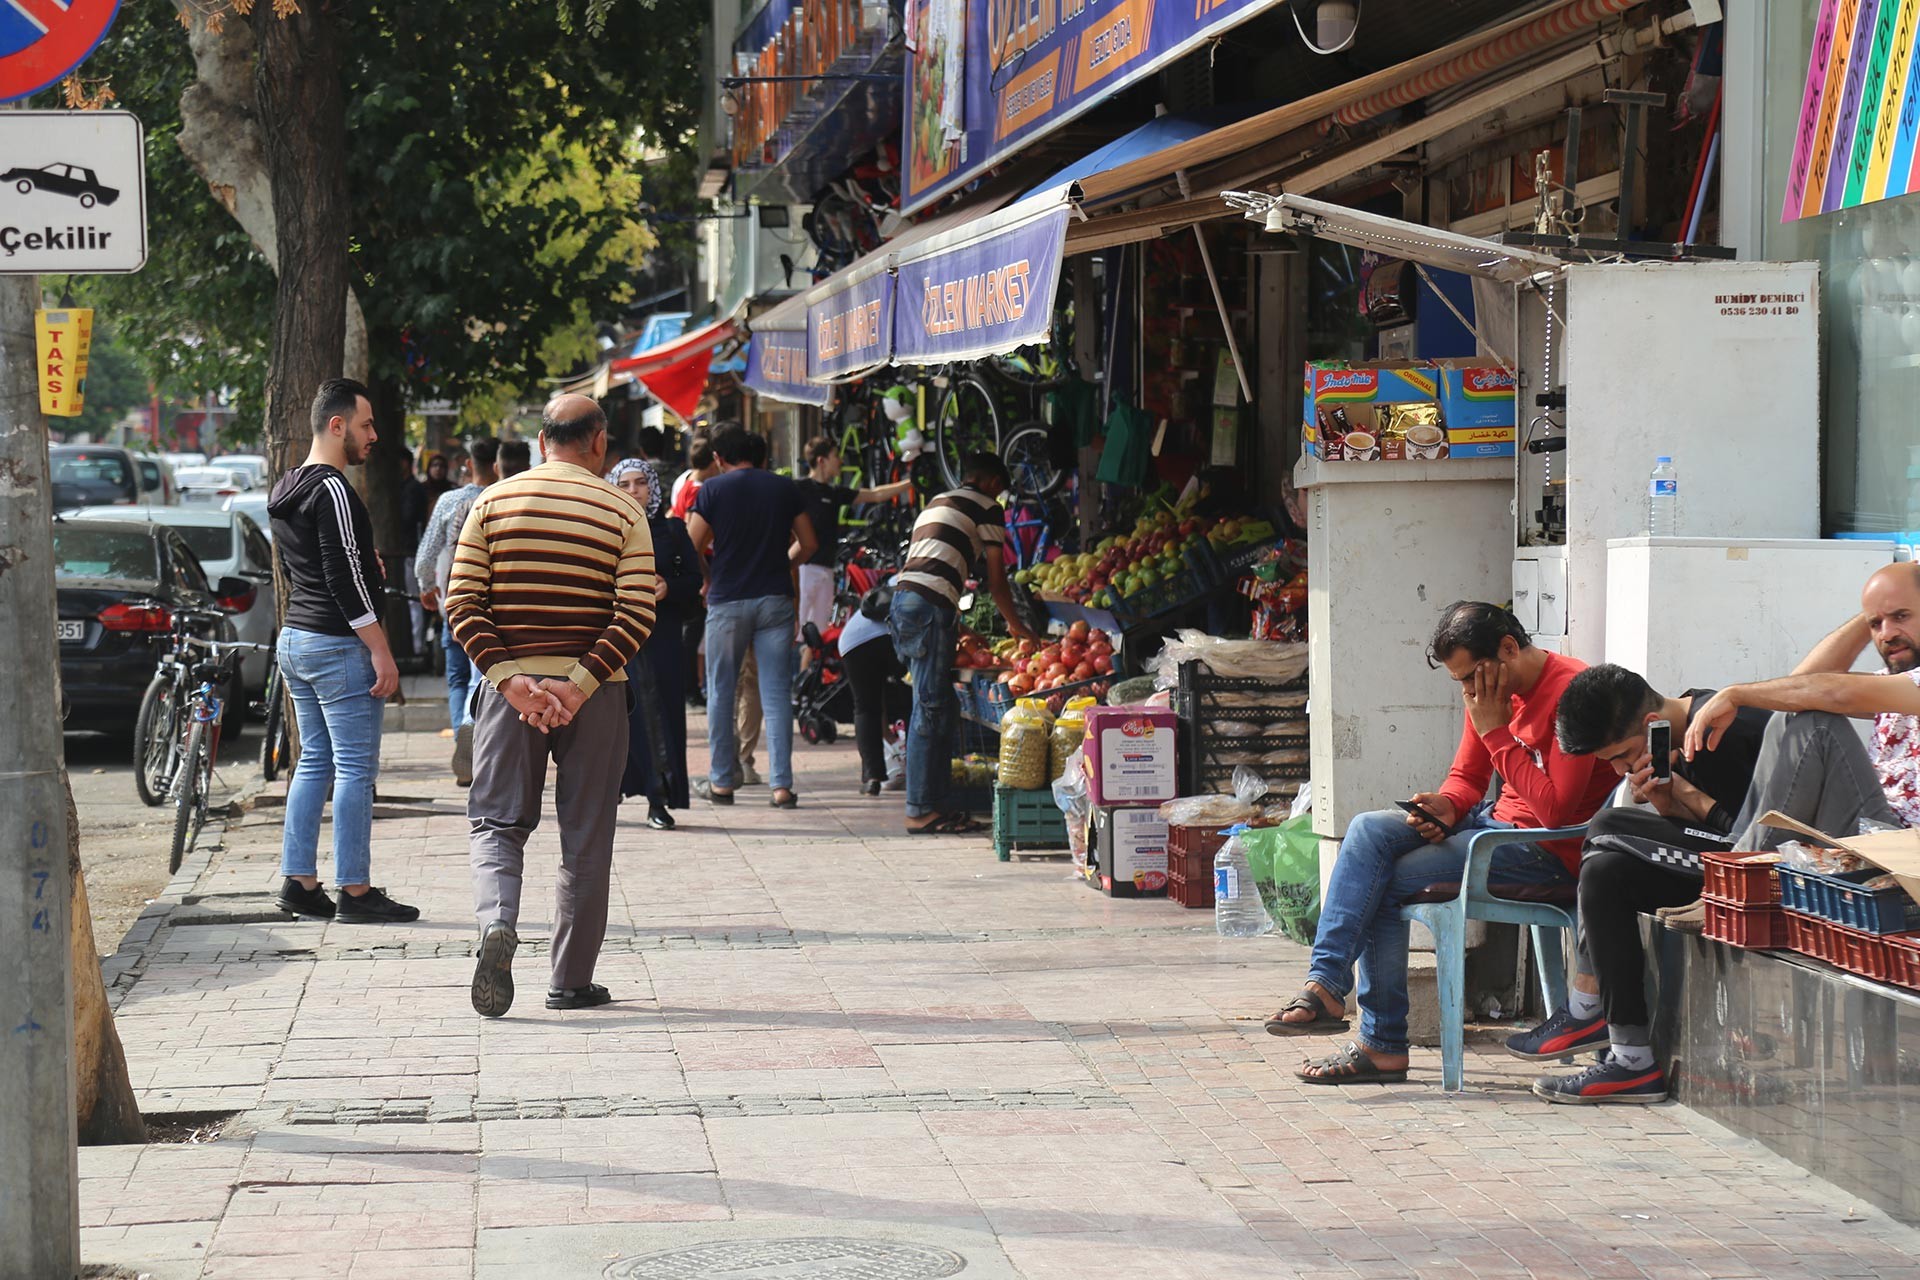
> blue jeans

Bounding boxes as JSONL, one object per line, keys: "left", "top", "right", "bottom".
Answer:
{"left": 443, "top": 623, "right": 474, "bottom": 729}
{"left": 705, "top": 595, "right": 796, "bottom": 791}
{"left": 887, "top": 588, "right": 957, "bottom": 819}
{"left": 1307, "top": 802, "right": 1571, "bottom": 1055}
{"left": 278, "top": 627, "right": 384, "bottom": 887}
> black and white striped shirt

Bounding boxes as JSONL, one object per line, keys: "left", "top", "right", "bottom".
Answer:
{"left": 894, "top": 487, "right": 1008, "bottom": 610}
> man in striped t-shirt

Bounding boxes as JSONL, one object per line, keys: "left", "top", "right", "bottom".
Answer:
{"left": 446, "top": 395, "right": 657, "bottom": 1018}
{"left": 890, "top": 451, "right": 1038, "bottom": 834}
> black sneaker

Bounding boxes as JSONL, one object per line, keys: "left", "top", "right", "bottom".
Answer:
{"left": 546, "top": 983, "right": 613, "bottom": 1010}
{"left": 334, "top": 886, "right": 421, "bottom": 924}
{"left": 647, "top": 805, "right": 676, "bottom": 831}
{"left": 276, "top": 878, "right": 336, "bottom": 920}
{"left": 1533, "top": 1053, "right": 1669, "bottom": 1105}
{"left": 472, "top": 920, "right": 518, "bottom": 1018}
{"left": 1504, "top": 1006, "right": 1609, "bottom": 1061}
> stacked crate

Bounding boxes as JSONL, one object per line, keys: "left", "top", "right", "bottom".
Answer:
{"left": 1776, "top": 862, "right": 1920, "bottom": 987}
{"left": 1699, "top": 849, "right": 1788, "bottom": 949}
{"left": 1173, "top": 661, "right": 1309, "bottom": 796}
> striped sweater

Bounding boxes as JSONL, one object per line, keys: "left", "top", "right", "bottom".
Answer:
{"left": 445, "top": 460, "right": 657, "bottom": 695}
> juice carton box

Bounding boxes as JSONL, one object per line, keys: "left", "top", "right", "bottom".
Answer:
{"left": 1092, "top": 805, "right": 1169, "bottom": 897}
{"left": 1082, "top": 706, "right": 1179, "bottom": 807}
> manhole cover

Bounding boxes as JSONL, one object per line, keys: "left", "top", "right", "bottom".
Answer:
{"left": 604, "top": 1237, "right": 967, "bottom": 1279}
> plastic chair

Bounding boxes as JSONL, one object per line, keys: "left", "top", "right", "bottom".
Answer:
{"left": 1401, "top": 825, "right": 1588, "bottom": 1092}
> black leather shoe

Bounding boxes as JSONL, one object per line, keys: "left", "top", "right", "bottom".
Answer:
{"left": 647, "top": 805, "right": 676, "bottom": 831}
{"left": 276, "top": 878, "right": 336, "bottom": 920}
{"left": 334, "top": 886, "right": 421, "bottom": 924}
{"left": 472, "top": 920, "right": 518, "bottom": 1018}
{"left": 546, "top": 983, "right": 613, "bottom": 1010}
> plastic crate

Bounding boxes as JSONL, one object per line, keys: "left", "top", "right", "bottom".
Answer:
{"left": 1702, "top": 897, "right": 1789, "bottom": 949}
{"left": 1167, "top": 870, "right": 1215, "bottom": 909}
{"left": 981, "top": 674, "right": 1112, "bottom": 724}
{"left": 993, "top": 785, "right": 1068, "bottom": 862}
{"left": 1835, "top": 925, "right": 1894, "bottom": 982}
{"left": 1883, "top": 933, "right": 1920, "bottom": 990}
{"left": 1784, "top": 910, "right": 1834, "bottom": 963}
{"left": 1701, "top": 850, "right": 1780, "bottom": 907}
{"left": 1110, "top": 566, "right": 1214, "bottom": 626}
{"left": 1777, "top": 865, "right": 1920, "bottom": 934}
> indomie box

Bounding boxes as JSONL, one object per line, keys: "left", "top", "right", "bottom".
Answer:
{"left": 1082, "top": 705, "right": 1179, "bottom": 806}
{"left": 1091, "top": 805, "right": 1169, "bottom": 897}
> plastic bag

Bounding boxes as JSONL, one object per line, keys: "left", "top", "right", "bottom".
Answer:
{"left": 1239, "top": 812, "right": 1321, "bottom": 945}
{"left": 998, "top": 697, "right": 1054, "bottom": 790}
{"left": 1149, "top": 630, "right": 1309, "bottom": 688}
{"left": 1775, "top": 839, "right": 1864, "bottom": 874}
{"left": 1159, "top": 794, "right": 1256, "bottom": 827}
{"left": 1052, "top": 747, "right": 1093, "bottom": 871}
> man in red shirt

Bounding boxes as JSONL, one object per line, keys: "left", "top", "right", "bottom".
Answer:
{"left": 1266, "top": 601, "right": 1617, "bottom": 1086}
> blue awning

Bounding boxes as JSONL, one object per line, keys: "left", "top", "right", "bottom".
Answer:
{"left": 1018, "top": 108, "right": 1257, "bottom": 201}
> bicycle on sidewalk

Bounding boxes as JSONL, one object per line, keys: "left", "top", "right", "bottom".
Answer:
{"left": 166, "top": 637, "right": 274, "bottom": 874}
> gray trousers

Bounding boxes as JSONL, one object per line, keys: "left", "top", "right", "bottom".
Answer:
{"left": 468, "top": 679, "right": 628, "bottom": 989}
{"left": 1731, "top": 710, "right": 1900, "bottom": 851}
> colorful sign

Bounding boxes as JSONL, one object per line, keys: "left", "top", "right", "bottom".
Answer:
{"left": 901, "top": 0, "right": 1284, "bottom": 214}
{"left": 744, "top": 329, "right": 830, "bottom": 405}
{"left": 35, "top": 305, "right": 90, "bottom": 416}
{"left": 891, "top": 202, "right": 1070, "bottom": 364}
{"left": 0, "top": 0, "right": 120, "bottom": 103}
{"left": 1782, "top": 0, "right": 1920, "bottom": 219}
{"left": 807, "top": 265, "right": 894, "bottom": 381}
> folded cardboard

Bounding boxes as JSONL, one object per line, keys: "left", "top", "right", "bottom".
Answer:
{"left": 1757, "top": 810, "right": 1920, "bottom": 909}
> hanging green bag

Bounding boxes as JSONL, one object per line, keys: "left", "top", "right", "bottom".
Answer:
{"left": 1239, "top": 815, "right": 1321, "bottom": 946}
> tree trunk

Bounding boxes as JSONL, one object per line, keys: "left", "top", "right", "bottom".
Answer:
{"left": 65, "top": 779, "right": 144, "bottom": 1146}
{"left": 251, "top": 1, "right": 351, "bottom": 476}
{"left": 366, "top": 374, "right": 414, "bottom": 658}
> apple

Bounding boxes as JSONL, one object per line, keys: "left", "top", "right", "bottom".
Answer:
{"left": 1091, "top": 653, "right": 1112, "bottom": 674}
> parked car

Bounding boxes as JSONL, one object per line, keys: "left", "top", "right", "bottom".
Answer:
{"left": 224, "top": 491, "right": 273, "bottom": 540}
{"left": 73, "top": 506, "right": 277, "bottom": 695}
{"left": 130, "top": 451, "right": 179, "bottom": 505}
{"left": 174, "top": 465, "right": 256, "bottom": 505}
{"left": 215, "top": 454, "right": 269, "bottom": 489}
{"left": 163, "top": 451, "right": 208, "bottom": 470}
{"left": 53, "top": 518, "right": 249, "bottom": 734}
{"left": 1, "top": 161, "right": 120, "bottom": 207}
{"left": 50, "top": 444, "right": 144, "bottom": 509}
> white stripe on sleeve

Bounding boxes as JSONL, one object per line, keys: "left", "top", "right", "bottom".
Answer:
{"left": 325, "top": 476, "right": 380, "bottom": 628}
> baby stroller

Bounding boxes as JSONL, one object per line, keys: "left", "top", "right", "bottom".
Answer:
{"left": 796, "top": 620, "right": 855, "bottom": 744}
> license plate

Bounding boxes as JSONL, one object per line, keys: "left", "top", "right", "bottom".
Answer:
{"left": 56, "top": 620, "right": 84, "bottom": 642}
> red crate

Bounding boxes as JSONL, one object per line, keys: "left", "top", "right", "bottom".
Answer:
{"left": 1834, "top": 925, "right": 1893, "bottom": 982}
{"left": 1702, "top": 897, "right": 1788, "bottom": 949}
{"left": 1166, "top": 868, "right": 1214, "bottom": 909}
{"left": 1701, "top": 850, "right": 1779, "bottom": 907}
{"left": 1167, "top": 825, "right": 1228, "bottom": 883}
{"left": 1784, "top": 910, "right": 1835, "bottom": 963}
{"left": 1883, "top": 934, "right": 1920, "bottom": 990}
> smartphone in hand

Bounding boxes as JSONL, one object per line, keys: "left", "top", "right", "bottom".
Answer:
{"left": 1396, "top": 799, "right": 1455, "bottom": 838}
{"left": 1647, "top": 719, "right": 1672, "bottom": 782}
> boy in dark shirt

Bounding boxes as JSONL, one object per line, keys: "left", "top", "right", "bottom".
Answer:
{"left": 1511, "top": 664, "right": 1772, "bottom": 1104}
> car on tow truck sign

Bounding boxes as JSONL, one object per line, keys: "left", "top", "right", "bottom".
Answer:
{"left": 0, "top": 110, "right": 144, "bottom": 273}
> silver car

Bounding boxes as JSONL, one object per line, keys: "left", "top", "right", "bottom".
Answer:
{"left": 71, "top": 505, "right": 278, "bottom": 695}
{"left": 174, "top": 465, "right": 256, "bottom": 506}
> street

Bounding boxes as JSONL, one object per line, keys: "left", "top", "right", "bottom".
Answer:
{"left": 65, "top": 715, "right": 267, "bottom": 956}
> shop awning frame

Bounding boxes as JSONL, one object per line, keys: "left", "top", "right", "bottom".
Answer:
{"left": 1224, "top": 192, "right": 1566, "bottom": 288}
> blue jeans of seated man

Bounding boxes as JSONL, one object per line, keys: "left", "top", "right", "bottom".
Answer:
{"left": 705, "top": 595, "right": 796, "bottom": 792}
{"left": 278, "top": 627, "right": 385, "bottom": 888}
{"left": 443, "top": 622, "right": 474, "bottom": 729}
{"left": 887, "top": 588, "right": 957, "bottom": 819}
{"left": 1306, "top": 801, "right": 1571, "bottom": 1056}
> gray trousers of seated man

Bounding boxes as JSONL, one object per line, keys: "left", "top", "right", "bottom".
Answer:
{"left": 468, "top": 678, "right": 629, "bottom": 990}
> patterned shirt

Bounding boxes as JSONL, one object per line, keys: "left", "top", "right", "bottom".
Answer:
{"left": 1872, "top": 668, "right": 1920, "bottom": 826}
{"left": 445, "top": 460, "right": 657, "bottom": 695}
{"left": 894, "top": 487, "right": 1008, "bottom": 611}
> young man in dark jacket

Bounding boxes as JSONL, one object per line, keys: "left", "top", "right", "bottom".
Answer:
{"left": 267, "top": 378, "right": 418, "bottom": 924}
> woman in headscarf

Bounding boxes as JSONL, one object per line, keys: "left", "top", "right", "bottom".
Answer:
{"left": 609, "top": 458, "right": 704, "bottom": 829}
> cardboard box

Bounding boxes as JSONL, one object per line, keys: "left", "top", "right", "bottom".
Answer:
{"left": 1757, "top": 811, "right": 1920, "bottom": 909}
{"left": 1303, "top": 359, "right": 1516, "bottom": 460}
{"left": 1082, "top": 705, "right": 1179, "bottom": 806}
{"left": 1091, "top": 805, "right": 1169, "bottom": 897}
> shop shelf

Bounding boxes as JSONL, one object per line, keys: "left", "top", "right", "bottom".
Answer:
{"left": 1883, "top": 933, "right": 1920, "bottom": 990}
{"left": 993, "top": 785, "right": 1069, "bottom": 862}
{"left": 1777, "top": 865, "right": 1920, "bottom": 934}
{"left": 1701, "top": 849, "right": 1780, "bottom": 907}
{"left": 1702, "top": 897, "right": 1789, "bottom": 950}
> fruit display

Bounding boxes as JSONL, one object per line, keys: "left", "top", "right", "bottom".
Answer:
{"left": 1013, "top": 510, "right": 1279, "bottom": 612}
{"left": 953, "top": 631, "right": 1008, "bottom": 671}
{"left": 985, "top": 620, "right": 1115, "bottom": 695}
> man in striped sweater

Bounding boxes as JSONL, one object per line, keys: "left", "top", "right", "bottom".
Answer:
{"left": 445, "top": 395, "right": 658, "bottom": 1018}
{"left": 889, "top": 452, "right": 1037, "bottom": 834}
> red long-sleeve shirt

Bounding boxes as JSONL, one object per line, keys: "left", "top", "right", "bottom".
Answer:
{"left": 1436, "top": 650, "right": 1618, "bottom": 873}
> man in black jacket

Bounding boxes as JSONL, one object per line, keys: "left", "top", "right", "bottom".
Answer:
{"left": 267, "top": 377, "right": 419, "bottom": 924}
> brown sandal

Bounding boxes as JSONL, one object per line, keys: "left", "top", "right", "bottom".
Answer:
{"left": 1296, "top": 1039, "right": 1408, "bottom": 1085}
{"left": 1263, "top": 986, "right": 1350, "bottom": 1036}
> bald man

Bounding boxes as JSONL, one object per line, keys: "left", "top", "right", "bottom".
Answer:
{"left": 446, "top": 393, "right": 658, "bottom": 1017}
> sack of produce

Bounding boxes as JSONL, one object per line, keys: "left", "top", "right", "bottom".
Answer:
{"left": 997, "top": 697, "right": 1055, "bottom": 791}
{"left": 1050, "top": 696, "right": 1097, "bottom": 782}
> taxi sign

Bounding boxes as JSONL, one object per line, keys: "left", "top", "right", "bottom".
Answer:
{"left": 0, "top": 0, "right": 121, "bottom": 103}
{"left": 0, "top": 109, "right": 143, "bottom": 272}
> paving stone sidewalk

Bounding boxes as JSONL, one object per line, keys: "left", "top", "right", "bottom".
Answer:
{"left": 81, "top": 707, "right": 1920, "bottom": 1279}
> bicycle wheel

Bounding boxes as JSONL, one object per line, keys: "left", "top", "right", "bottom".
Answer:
{"left": 932, "top": 376, "right": 1002, "bottom": 491}
{"left": 260, "top": 665, "right": 291, "bottom": 782}
{"left": 170, "top": 719, "right": 210, "bottom": 875}
{"left": 133, "top": 674, "right": 182, "bottom": 807}
{"left": 1001, "top": 423, "right": 1065, "bottom": 499}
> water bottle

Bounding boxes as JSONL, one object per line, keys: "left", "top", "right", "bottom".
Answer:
{"left": 1214, "top": 825, "right": 1274, "bottom": 938}
{"left": 1647, "top": 456, "right": 1679, "bottom": 537}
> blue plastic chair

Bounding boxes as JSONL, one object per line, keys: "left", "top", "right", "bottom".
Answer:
{"left": 1401, "top": 825, "right": 1588, "bottom": 1092}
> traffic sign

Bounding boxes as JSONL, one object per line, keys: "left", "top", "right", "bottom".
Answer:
{"left": 0, "top": 0, "right": 121, "bottom": 103}
{"left": 0, "top": 110, "right": 143, "bottom": 273}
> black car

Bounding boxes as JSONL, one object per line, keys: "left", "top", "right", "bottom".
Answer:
{"left": 54, "top": 519, "right": 253, "bottom": 734}
{"left": 50, "top": 445, "right": 143, "bottom": 509}
{"left": 3, "top": 162, "right": 119, "bottom": 208}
